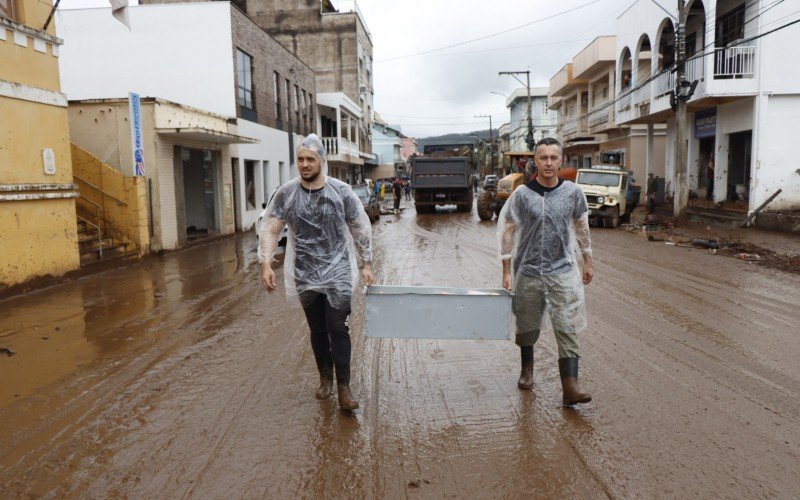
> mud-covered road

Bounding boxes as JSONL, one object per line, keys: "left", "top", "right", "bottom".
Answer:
{"left": 2, "top": 203, "right": 799, "bottom": 498}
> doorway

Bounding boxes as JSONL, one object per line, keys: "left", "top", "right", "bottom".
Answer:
{"left": 727, "top": 130, "right": 751, "bottom": 202}
{"left": 181, "top": 147, "right": 218, "bottom": 240}
{"left": 698, "top": 137, "right": 715, "bottom": 199}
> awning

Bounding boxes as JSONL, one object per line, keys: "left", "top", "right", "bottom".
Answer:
{"left": 156, "top": 127, "right": 259, "bottom": 145}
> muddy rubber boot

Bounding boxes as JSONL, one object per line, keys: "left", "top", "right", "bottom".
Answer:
{"left": 315, "top": 364, "right": 334, "bottom": 400}
{"left": 518, "top": 361, "right": 534, "bottom": 390}
{"left": 558, "top": 357, "right": 592, "bottom": 406}
{"left": 337, "top": 384, "right": 359, "bottom": 410}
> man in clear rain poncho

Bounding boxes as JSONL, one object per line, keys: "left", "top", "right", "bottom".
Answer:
{"left": 258, "top": 134, "right": 374, "bottom": 411}
{"left": 498, "top": 137, "right": 594, "bottom": 406}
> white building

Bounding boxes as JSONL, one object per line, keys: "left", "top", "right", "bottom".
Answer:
{"left": 549, "top": 36, "right": 667, "bottom": 188}
{"left": 614, "top": 0, "right": 800, "bottom": 214}
{"left": 504, "top": 87, "right": 557, "bottom": 153}
{"left": 58, "top": 2, "right": 318, "bottom": 236}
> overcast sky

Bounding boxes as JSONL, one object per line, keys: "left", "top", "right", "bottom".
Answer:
{"left": 63, "top": 0, "right": 634, "bottom": 138}
{"left": 357, "top": 0, "right": 634, "bottom": 138}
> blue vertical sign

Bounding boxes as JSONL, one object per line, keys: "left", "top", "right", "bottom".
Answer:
{"left": 129, "top": 92, "right": 145, "bottom": 176}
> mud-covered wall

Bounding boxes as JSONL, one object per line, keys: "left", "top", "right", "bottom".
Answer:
{"left": 71, "top": 144, "right": 149, "bottom": 255}
{"left": 1, "top": 6, "right": 80, "bottom": 289}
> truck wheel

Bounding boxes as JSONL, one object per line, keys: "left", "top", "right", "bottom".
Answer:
{"left": 477, "top": 191, "right": 495, "bottom": 221}
{"left": 415, "top": 203, "right": 430, "bottom": 214}
{"left": 606, "top": 206, "right": 620, "bottom": 228}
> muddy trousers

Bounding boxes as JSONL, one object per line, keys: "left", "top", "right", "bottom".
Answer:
{"left": 299, "top": 291, "right": 352, "bottom": 385}
{"left": 512, "top": 274, "right": 584, "bottom": 359}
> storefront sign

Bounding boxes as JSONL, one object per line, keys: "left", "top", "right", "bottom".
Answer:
{"left": 129, "top": 92, "right": 145, "bottom": 176}
{"left": 694, "top": 108, "right": 717, "bottom": 139}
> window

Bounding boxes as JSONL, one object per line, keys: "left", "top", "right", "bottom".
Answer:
{"left": 716, "top": 5, "right": 745, "bottom": 47}
{"left": 294, "top": 85, "right": 300, "bottom": 127}
{"left": 0, "top": 0, "right": 17, "bottom": 22}
{"left": 686, "top": 32, "right": 697, "bottom": 57}
{"left": 308, "top": 96, "right": 314, "bottom": 131}
{"left": 273, "top": 72, "right": 281, "bottom": 125}
{"left": 236, "top": 49, "right": 254, "bottom": 112}
{"left": 301, "top": 90, "right": 308, "bottom": 132}
{"left": 285, "top": 79, "right": 291, "bottom": 124}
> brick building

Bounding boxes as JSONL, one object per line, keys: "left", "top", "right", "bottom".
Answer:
{"left": 223, "top": 0, "right": 376, "bottom": 182}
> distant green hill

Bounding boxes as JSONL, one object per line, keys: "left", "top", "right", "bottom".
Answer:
{"left": 417, "top": 129, "right": 497, "bottom": 153}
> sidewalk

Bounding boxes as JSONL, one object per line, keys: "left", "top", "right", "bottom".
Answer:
{"left": 626, "top": 206, "right": 800, "bottom": 275}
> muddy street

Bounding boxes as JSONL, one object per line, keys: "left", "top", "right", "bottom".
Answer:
{"left": 1, "top": 205, "right": 799, "bottom": 498}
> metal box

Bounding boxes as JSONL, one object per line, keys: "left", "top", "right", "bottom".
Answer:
{"left": 365, "top": 286, "right": 512, "bottom": 340}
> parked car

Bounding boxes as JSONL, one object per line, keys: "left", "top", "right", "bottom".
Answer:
{"left": 256, "top": 189, "right": 287, "bottom": 246}
{"left": 482, "top": 174, "right": 499, "bottom": 191}
{"left": 352, "top": 183, "right": 381, "bottom": 223}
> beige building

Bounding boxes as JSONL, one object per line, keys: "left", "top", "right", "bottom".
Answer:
{"left": 1, "top": 0, "right": 79, "bottom": 289}
{"left": 549, "top": 36, "right": 666, "bottom": 191}
{"left": 69, "top": 98, "right": 257, "bottom": 251}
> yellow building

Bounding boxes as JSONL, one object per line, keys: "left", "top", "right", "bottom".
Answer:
{"left": 1, "top": 0, "right": 79, "bottom": 290}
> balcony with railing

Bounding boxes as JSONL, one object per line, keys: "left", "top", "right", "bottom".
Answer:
{"left": 322, "top": 136, "right": 360, "bottom": 160}
{"left": 615, "top": 88, "right": 633, "bottom": 124}
{"left": 714, "top": 45, "right": 756, "bottom": 78}
{"left": 588, "top": 104, "right": 611, "bottom": 130}
{"left": 562, "top": 118, "right": 579, "bottom": 137}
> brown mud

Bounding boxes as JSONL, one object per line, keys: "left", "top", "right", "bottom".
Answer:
{"left": 1, "top": 203, "right": 799, "bottom": 497}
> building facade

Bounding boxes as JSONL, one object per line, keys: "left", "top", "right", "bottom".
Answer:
{"left": 58, "top": 2, "right": 315, "bottom": 235}
{"left": 371, "top": 119, "right": 404, "bottom": 180}
{"left": 615, "top": 0, "right": 800, "bottom": 213}
{"left": 220, "top": 0, "right": 376, "bottom": 179}
{"left": 549, "top": 36, "right": 667, "bottom": 191}
{"left": 68, "top": 98, "right": 255, "bottom": 251}
{"left": 1, "top": 0, "right": 80, "bottom": 288}
{"left": 505, "top": 87, "right": 557, "bottom": 153}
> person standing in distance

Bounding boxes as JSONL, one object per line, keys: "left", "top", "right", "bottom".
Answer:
{"left": 392, "top": 176, "right": 403, "bottom": 215}
{"left": 498, "top": 137, "right": 594, "bottom": 406}
{"left": 259, "top": 134, "right": 374, "bottom": 411}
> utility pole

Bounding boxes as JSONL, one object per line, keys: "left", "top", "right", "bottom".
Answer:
{"left": 499, "top": 71, "right": 533, "bottom": 151}
{"left": 674, "top": 0, "right": 689, "bottom": 221}
{"left": 474, "top": 114, "right": 494, "bottom": 174}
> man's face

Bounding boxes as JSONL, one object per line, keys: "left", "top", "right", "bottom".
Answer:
{"left": 297, "top": 149, "right": 322, "bottom": 182}
{"left": 535, "top": 144, "right": 563, "bottom": 181}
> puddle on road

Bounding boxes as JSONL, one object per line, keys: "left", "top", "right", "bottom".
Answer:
{"left": 0, "top": 236, "right": 258, "bottom": 408}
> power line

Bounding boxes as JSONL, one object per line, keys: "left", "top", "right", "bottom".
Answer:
{"left": 376, "top": 0, "right": 601, "bottom": 64}
{"left": 552, "top": 11, "right": 800, "bottom": 129}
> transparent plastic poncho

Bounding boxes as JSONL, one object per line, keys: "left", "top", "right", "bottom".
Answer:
{"left": 497, "top": 181, "right": 592, "bottom": 333}
{"left": 258, "top": 177, "right": 372, "bottom": 309}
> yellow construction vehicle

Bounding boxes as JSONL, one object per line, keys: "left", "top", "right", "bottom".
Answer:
{"left": 477, "top": 152, "right": 576, "bottom": 221}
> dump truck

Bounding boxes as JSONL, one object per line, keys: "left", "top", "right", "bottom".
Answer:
{"left": 411, "top": 156, "right": 473, "bottom": 214}
{"left": 477, "top": 152, "right": 577, "bottom": 221}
